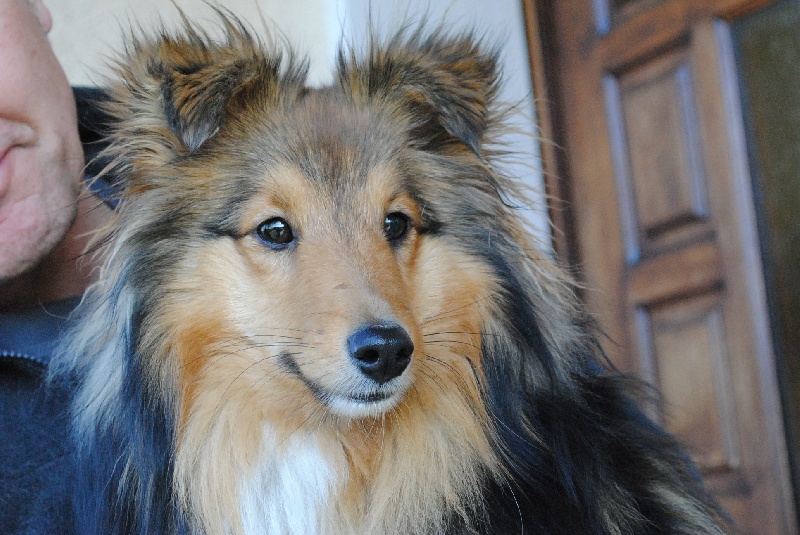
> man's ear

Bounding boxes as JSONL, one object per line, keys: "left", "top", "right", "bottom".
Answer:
{"left": 337, "top": 28, "right": 498, "bottom": 154}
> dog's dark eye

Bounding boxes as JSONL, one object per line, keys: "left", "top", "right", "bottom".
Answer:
{"left": 255, "top": 217, "right": 295, "bottom": 248}
{"left": 384, "top": 212, "right": 410, "bottom": 242}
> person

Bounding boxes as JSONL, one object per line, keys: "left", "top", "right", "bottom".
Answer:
{"left": 0, "top": 0, "right": 110, "bottom": 310}
{"left": 0, "top": 1, "right": 112, "bottom": 532}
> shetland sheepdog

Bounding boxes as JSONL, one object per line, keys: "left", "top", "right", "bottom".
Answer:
{"left": 53, "top": 13, "right": 730, "bottom": 535}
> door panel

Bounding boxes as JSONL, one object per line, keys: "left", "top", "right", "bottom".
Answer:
{"left": 645, "top": 291, "right": 740, "bottom": 472}
{"left": 526, "top": 0, "right": 797, "bottom": 532}
{"left": 608, "top": 47, "right": 712, "bottom": 259}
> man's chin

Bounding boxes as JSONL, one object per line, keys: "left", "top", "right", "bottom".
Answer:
{"left": 0, "top": 196, "right": 74, "bottom": 283}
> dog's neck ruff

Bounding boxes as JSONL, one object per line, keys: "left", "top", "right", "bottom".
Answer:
{"left": 238, "top": 427, "right": 342, "bottom": 535}
{"left": 180, "top": 403, "right": 497, "bottom": 535}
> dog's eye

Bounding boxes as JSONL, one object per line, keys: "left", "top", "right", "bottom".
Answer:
{"left": 255, "top": 217, "right": 295, "bottom": 248}
{"left": 384, "top": 212, "right": 410, "bottom": 242}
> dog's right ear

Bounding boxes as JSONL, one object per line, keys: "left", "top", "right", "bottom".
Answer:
{"left": 104, "top": 17, "right": 306, "bottom": 178}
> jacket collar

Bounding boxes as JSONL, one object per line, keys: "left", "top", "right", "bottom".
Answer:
{"left": 0, "top": 298, "right": 80, "bottom": 368}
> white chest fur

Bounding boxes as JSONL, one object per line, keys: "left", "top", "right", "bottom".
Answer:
{"left": 237, "top": 428, "right": 346, "bottom": 535}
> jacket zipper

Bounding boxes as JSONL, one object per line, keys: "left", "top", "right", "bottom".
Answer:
{"left": 0, "top": 348, "right": 47, "bottom": 369}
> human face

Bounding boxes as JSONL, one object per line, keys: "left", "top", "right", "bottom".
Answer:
{"left": 0, "top": 0, "right": 83, "bottom": 283}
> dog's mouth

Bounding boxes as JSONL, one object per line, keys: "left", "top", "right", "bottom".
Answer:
{"left": 307, "top": 378, "right": 404, "bottom": 418}
{"left": 344, "top": 390, "right": 391, "bottom": 403}
{"left": 278, "top": 352, "right": 406, "bottom": 417}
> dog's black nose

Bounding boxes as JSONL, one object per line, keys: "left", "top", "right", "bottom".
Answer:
{"left": 347, "top": 324, "right": 414, "bottom": 385}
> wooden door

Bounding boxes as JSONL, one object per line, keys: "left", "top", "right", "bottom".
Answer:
{"left": 524, "top": 0, "right": 797, "bottom": 532}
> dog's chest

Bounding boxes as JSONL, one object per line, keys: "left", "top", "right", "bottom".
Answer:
{"left": 238, "top": 429, "right": 345, "bottom": 535}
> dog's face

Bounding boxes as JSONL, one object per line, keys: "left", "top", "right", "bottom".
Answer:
{"left": 173, "top": 92, "right": 473, "bottom": 421}
{"left": 135, "top": 78, "right": 497, "bottom": 437}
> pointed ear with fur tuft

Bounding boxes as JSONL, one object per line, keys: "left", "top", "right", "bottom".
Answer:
{"left": 337, "top": 28, "right": 499, "bottom": 154}
{"left": 104, "top": 16, "right": 307, "bottom": 172}
{"left": 156, "top": 47, "right": 262, "bottom": 153}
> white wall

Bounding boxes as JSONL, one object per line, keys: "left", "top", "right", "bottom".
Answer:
{"left": 48, "top": 0, "right": 341, "bottom": 86}
{"left": 47, "top": 0, "right": 548, "bottom": 245}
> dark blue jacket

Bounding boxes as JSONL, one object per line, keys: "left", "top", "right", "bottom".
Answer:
{"left": 0, "top": 299, "right": 77, "bottom": 534}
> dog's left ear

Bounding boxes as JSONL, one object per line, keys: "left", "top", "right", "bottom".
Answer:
{"left": 337, "top": 29, "right": 498, "bottom": 154}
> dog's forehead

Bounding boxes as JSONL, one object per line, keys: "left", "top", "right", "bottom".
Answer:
{"left": 212, "top": 88, "right": 419, "bottom": 232}
{"left": 262, "top": 89, "right": 408, "bottom": 190}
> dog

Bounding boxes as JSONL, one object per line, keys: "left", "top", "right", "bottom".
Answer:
{"left": 53, "top": 13, "right": 730, "bottom": 535}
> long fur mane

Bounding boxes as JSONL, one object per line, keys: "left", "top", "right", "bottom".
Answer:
{"left": 52, "top": 13, "right": 730, "bottom": 535}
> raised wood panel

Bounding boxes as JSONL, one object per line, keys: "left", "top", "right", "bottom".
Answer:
{"left": 621, "top": 56, "right": 707, "bottom": 232}
{"left": 642, "top": 292, "right": 740, "bottom": 471}
{"left": 610, "top": 48, "right": 711, "bottom": 255}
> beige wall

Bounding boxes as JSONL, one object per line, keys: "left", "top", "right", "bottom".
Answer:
{"left": 48, "top": 0, "right": 340, "bottom": 86}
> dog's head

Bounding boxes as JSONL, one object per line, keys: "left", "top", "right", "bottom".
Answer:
{"left": 100, "top": 18, "right": 511, "bottom": 419}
